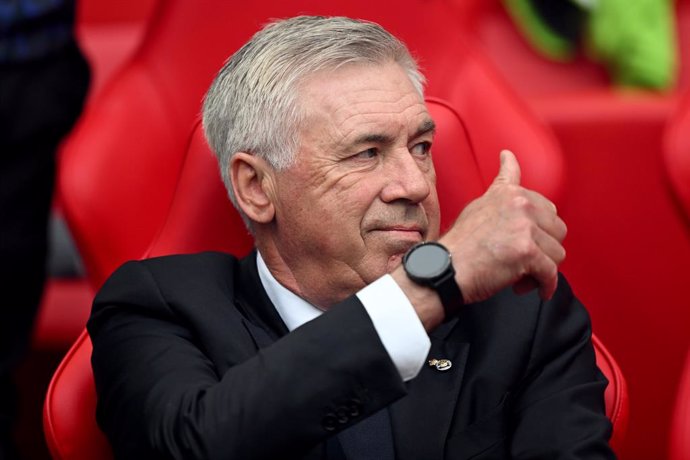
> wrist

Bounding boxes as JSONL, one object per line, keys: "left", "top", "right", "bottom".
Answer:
{"left": 391, "top": 268, "right": 445, "bottom": 331}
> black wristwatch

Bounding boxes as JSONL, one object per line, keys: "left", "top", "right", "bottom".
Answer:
{"left": 403, "top": 241, "right": 464, "bottom": 317}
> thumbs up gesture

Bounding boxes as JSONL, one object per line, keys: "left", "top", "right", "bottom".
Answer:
{"left": 439, "top": 150, "right": 567, "bottom": 304}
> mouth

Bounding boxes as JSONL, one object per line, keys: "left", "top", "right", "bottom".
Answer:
{"left": 372, "top": 227, "right": 424, "bottom": 242}
{"left": 367, "top": 226, "right": 426, "bottom": 272}
{"left": 375, "top": 225, "right": 424, "bottom": 235}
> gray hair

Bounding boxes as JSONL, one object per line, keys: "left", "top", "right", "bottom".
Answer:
{"left": 202, "top": 15, "right": 426, "bottom": 227}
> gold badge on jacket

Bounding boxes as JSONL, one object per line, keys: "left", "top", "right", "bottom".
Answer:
{"left": 428, "top": 358, "right": 452, "bottom": 371}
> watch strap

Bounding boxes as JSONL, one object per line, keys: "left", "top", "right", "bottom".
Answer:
{"left": 433, "top": 270, "right": 464, "bottom": 318}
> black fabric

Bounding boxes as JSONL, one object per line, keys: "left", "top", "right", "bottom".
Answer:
{"left": 0, "top": 0, "right": 77, "bottom": 63}
{"left": 88, "top": 252, "right": 615, "bottom": 459}
{"left": 529, "top": 0, "right": 587, "bottom": 43}
{"left": 0, "top": 38, "right": 89, "bottom": 459}
{"left": 337, "top": 408, "right": 395, "bottom": 460}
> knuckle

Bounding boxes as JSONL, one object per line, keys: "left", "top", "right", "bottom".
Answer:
{"left": 510, "top": 193, "right": 531, "bottom": 211}
{"left": 514, "top": 239, "right": 538, "bottom": 260}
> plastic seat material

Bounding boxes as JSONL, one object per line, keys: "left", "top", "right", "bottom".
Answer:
{"left": 670, "top": 349, "right": 690, "bottom": 460}
{"left": 664, "top": 89, "right": 690, "bottom": 222}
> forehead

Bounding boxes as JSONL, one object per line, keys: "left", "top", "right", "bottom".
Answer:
{"left": 297, "top": 62, "right": 430, "bottom": 144}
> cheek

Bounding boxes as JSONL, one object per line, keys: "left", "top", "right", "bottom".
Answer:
{"left": 291, "top": 185, "right": 376, "bottom": 238}
{"left": 424, "top": 191, "right": 442, "bottom": 239}
{"left": 331, "top": 180, "right": 381, "bottom": 219}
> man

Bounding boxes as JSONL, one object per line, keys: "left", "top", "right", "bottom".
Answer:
{"left": 88, "top": 16, "right": 614, "bottom": 459}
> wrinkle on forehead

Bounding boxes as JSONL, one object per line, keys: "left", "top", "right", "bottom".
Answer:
{"left": 297, "top": 63, "right": 427, "bottom": 141}
{"left": 334, "top": 104, "right": 430, "bottom": 147}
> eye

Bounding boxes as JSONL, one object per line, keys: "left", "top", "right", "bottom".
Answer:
{"left": 410, "top": 141, "right": 431, "bottom": 157}
{"left": 353, "top": 147, "right": 378, "bottom": 160}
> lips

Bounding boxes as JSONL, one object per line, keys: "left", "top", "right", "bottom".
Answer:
{"left": 374, "top": 224, "right": 424, "bottom": 237}
{"left": 371, "top": 226, "right": 425, "bottom": 247}
{"left": 378, "top": 225, "right": 424, "bottom": 234}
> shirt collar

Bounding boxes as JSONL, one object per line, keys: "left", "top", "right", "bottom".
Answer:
{"left": 256, "top": 252, "right": 323, "bottom": 332}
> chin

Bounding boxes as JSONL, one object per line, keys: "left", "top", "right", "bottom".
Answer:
{"left": 386, "top": 253, "right": 405, "bottom": 272}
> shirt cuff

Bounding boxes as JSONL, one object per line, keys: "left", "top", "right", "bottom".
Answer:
{"left": 356, "top": 274, "right": 431, "bottom": 381}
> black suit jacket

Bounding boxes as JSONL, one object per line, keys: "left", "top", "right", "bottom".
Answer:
{"left": 88, "top": 252, "right": 614, "bottom": 459}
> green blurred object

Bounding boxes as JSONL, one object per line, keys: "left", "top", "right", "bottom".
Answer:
{"left": 504, "top": 0, "right": 580, "bottom": 60}
{"left": 504, "top": 0, "right": 678, "bottom": 90}
{"left": 587, "top": 0, "right": 677, "bottom": 90}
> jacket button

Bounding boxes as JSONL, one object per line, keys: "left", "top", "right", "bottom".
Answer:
{"left": 322, "top": 414, "right": 337, "bottom": 431}
{"left": 346, "top": 399, "right": 361, "bottom": 417}
{"left": 335, "top": 407, "right": 349, "bottom": 424}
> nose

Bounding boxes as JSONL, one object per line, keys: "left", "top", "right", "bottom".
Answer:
{"left": 380, "top": 148, "right": 433, "bottom": 204}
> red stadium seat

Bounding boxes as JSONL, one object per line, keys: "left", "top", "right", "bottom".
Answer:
{"left": 44, "top": 100, "right": 626, "bottom": 458}
{"left": 662, "top": 95, "right": 690, "bottom": 460}
{"left": 43, "top": 332, "right": 112, "bottom": 460}
{"left": 664, "top": 89, "right": 690, "bottom": 220}
{"left": 671, "top": 349, "right": 690, "bottom": 460}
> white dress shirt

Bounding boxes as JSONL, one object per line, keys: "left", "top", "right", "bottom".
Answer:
{"left": 256, "top": 253, "right": 431, "bottom": 381}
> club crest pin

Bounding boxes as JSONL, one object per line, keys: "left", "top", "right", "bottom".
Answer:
{"left": 428, "top": 358, "right": 452, "bottom": 371}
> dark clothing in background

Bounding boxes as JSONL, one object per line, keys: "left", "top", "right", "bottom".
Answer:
{"left": 0, "top": 1, "right": 89, "bottom": 457}
{"left": 0, "top": 0, "right": 77, "bottom": 63}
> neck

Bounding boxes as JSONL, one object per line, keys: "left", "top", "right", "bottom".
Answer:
{"left": 254, "top": 234, "right": 362, "bottom": 309}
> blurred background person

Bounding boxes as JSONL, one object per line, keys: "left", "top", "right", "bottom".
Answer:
{"left": 0, "top": 0, "right": 89, "bottom": 457}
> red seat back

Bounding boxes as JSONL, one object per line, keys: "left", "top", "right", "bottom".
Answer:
{"left": 664, "top": 90, "right": 690, "bottom": 221}
{"left": 43, "top": 331, "right": 112, "bottom": 460}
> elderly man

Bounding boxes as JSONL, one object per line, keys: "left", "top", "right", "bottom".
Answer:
{"left": 88, "top": 16, "right": 614, "bottom": 460}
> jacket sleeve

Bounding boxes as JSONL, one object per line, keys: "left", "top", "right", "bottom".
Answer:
{"left": 508, "top": 275, "right": 616, "bottom": 459}
{"left": 88, "top": 259, "right": 407, "bottom": 460}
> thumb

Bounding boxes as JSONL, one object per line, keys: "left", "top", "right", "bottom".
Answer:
{"left": 492, "top": 149, "right": 521, "bottom": 186}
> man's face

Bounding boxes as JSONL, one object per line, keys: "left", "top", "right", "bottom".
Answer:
{"left": 267, "top": 61, "right": 440, "bottom": 306}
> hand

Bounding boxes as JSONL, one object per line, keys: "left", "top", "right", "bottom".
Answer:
{"left": 440, "top": 150, "right": 567, "bottom": 303}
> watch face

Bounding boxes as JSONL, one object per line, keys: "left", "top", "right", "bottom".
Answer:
{"left": 406, "top": 243, "right": 451, "bottom": 279}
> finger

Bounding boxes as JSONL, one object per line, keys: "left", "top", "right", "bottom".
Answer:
{"left": 492, "top": 149, "right": 521, "bottom": 186}
{"left": 523, "top": 188, "right": 557, "bottom": 214}
{"left": 510, "top": 252, "right": 558, "bottom": 300}
{"left": 533, "top": 208, "right": 568, "bottom": 243}
{"left": 538, "top": 272, "right": 559, "bottom": 301}
{"left": 544, "top": 214, "right": 567, "bottom": 243}
{"left": 520, "top": 189, "right": 567, "bottom": 242}
{"left": 527, "top": 252, "right": 560, "bottom": 300}
{"left": 511, "top": 229, "right": 563, "bottom": 299}
{"left": 533, "top": 227, "right": 567, "bottom": 265}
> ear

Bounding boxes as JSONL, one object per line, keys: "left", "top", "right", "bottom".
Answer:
{"left": 230, "top": 152, "right": 276, "bottom": 224}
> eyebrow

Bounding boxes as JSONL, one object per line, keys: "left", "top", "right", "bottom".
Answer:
{"left": 350, "top": 119, "right": 437, "bottom": 147}
{"left": 413, "top": 119, "right": 436, "bottom": 140}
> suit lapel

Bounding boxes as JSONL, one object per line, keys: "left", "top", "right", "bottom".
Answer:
{"left": 230, "top": 252, "right": 469, "bottom": 460}
{"left": 234, "top": 251, "right": 289, "bottom": 348}
{"left": 390, "top": 317, "right": 469, "bottom": 460}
